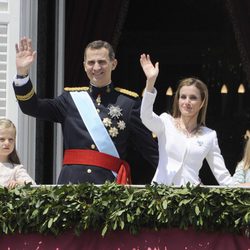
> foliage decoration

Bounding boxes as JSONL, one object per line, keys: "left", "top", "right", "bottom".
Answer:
{"left": 0, "top": 182, "right": 250, "bottom": 237}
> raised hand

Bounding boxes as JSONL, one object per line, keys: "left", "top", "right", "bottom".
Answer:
{"left": 15, "top": 37, "right": 37, "bottom": 76}
{"left": 140, "top": 54, "right": 159, "bottom": 92}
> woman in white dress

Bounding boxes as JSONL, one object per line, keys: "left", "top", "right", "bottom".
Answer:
{"left": 140, "top": 54, "right": 234, "bottom": 186}
{"left": 0, "top": 118, "right": 35, "bottom": 188}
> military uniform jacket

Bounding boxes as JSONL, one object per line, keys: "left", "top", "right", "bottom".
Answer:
{"left": 13, "top": 80, "right": 159, "bottom": 184}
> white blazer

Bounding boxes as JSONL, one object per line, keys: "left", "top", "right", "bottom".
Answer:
{"left": 140, "top": 89, "right": 234, "bottom": 186}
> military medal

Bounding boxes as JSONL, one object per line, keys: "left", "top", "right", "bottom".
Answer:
{"left": 109, "top": 127, "right": 119, "bottom": 137}
{"left": 96, "top": 94, "right": 101, "bottom": 105}
{"left": 117, "top": 120, "right": 126, "bottom": 130}
{"left": 103, "top": 117, "right": 112, "bottom": 127}
{"left": 102, "top": 105, "right": 126, "bottom": 137}
{"left": 108, "top": 105, "right": 122, "bottom": 119}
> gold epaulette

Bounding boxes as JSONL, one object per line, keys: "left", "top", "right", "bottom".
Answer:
{"left": 115, "top": 87, "right": 139, "bottom": 98}
{"left": 64, "top": 86, "right": 89, "bottom": 92}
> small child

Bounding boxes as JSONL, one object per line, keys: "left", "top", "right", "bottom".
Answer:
{"left": 233, "top": 130, "right": 250, "bottom": 186}
{"left": 0, "top": 118, "right": 35, "bottom": 188}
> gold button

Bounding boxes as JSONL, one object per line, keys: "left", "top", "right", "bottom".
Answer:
{"left": 96, "top": 109, "right": 100, "bottom": 113}
{"left": 91, "top": 144, "right": 96, "bottom": 149}
{"left": 87, "top": 169, "right": 92, "bottom": 174}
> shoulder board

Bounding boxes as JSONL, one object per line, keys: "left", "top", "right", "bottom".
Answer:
{"left": 115, "top": 87, "right": 139, "bottom": 98}
{"left": 64, "top": 86, "right": 89, "bottom": 92}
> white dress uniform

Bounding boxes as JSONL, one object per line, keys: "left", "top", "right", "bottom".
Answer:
{"left": 141, "top": 88, "right": 234, "bottom": 186}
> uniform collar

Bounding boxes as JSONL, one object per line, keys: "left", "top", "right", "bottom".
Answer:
{"left": 89, "top": 82, "right": 114, "bottom": 97}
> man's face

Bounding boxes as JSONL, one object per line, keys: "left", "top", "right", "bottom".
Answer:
{"left": 83, "top": 47, "right": 117, "bottom": 87}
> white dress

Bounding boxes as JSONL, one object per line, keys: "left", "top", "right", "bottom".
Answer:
{"left": 140, "top": 89, "right": 234, "bottom": 186}
{"left": 233, "top": 161, "right": 250, "bottom": 184}
{"left": 0, "top": 162, "right": 36, "bottom": 186}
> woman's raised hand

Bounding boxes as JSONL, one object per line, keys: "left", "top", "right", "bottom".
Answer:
{"left": 140, "top": 54, "right": 159, "bottom": 92}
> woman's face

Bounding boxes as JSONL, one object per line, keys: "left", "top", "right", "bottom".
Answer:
{"left": 178, "top": 85, "right": 203, "bottom": 119}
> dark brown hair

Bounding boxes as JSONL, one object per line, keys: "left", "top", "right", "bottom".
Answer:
{"left": 84, "top": 40, "right": 115, "bottom": 61}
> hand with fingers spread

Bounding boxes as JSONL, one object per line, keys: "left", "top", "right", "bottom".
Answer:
{"left": 140, "top": 54, "right": 159, "bottom": 92}
{"left": 15, "top": 37, "right": 37, "bottom": 76}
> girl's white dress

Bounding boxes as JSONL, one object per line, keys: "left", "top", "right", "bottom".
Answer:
{"left": 0, "top": 162, "right": 35, "bottom": 186}
{"left": 233, "top": 161, "right": 250, "bottom": 184}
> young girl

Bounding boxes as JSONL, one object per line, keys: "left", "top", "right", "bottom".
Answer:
{"left": 0, "top": 118, "right": 35, "bottom": 188}
{"left": 233, "top": 130, "right": 250, "bottom": 186}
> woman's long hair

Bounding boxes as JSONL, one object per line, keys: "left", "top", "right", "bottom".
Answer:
{"left": 0, "top": 119, "right": 20, "bottom": 164}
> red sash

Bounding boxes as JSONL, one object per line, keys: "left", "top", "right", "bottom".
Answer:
{"left": 63, "top": 149, "right": 131, "bottom": 185}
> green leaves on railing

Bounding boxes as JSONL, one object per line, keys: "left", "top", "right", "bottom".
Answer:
{"left": 0, "top": 183, "right": 250, "bottom": 236}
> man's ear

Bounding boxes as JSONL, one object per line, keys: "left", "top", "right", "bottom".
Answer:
{"left": 112, "top": 59, "right": 118, "bottom": 70}
{"left": 83, "top": 61, "right": 87, "bottom": 72}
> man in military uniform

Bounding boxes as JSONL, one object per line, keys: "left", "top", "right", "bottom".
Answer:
{"left": 13, "top": 37, "right": 159, "bottom": 184}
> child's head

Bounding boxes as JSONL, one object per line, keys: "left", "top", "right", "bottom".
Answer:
{"left": 0, "top": 119, "right": 20, "bottom": 164}
{"left": 242, "top": 130, "right": 250, "bottom": 170}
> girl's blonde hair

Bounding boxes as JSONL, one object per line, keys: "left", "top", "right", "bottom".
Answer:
{"left": 172, "top": 77, "right": 208, "bottom": 128}
{"left": 0, "top": 118, "right": 20, "bottom": 164}
{"left": 242, "top": 130, "right": 250, "bottom": 170}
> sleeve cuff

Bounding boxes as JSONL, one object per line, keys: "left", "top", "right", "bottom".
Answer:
{"left": 13, "top": 75, "right": 30, "bottom": 86}
{"left": 145, "top": 87, "right": 157, "bottom": 96}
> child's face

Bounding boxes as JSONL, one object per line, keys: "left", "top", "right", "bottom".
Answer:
{"left": 0, "top": 127, "right": 15, "bottom": 162}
